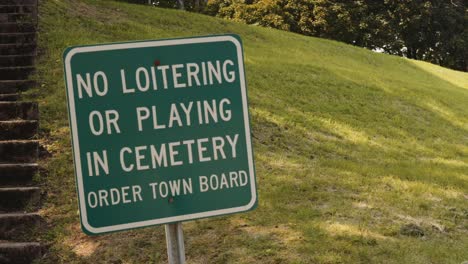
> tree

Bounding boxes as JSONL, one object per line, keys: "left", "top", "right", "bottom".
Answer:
{"left": 382, "top": 0, "right": 466, "bottom": 71}
{"left": 134, "top": 0, "right": 467, "bottom": 71}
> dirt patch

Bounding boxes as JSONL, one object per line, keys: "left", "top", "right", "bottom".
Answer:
{"left": 67, "top": 0, "right": 127, "bottom": 24}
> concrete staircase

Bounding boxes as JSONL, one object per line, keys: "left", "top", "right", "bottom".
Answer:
{"left": 0, "top": 0, "right": 45, "bottom": 263}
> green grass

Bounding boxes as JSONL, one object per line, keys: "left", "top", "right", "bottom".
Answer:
{"left": 30, "top": 0, "right": 468, "bottom": 263}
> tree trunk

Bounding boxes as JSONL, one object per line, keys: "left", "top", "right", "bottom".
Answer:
{"left": 178, "top": 0, "right": 185, "bottom": 10}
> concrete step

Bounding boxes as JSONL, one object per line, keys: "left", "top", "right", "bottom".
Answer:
{"left": 0, "top": 102, "right": 38, "bottom": 120}
{"left": 0, "top": 140, "right": 38, "bottom": 163}
{"left": 0, "top": 43, "right": 35, "bottom": 56}
{"left": 0, "top": 242, "right": 43, "bottom": 264}
{"left": 0, "top": 13, "right": 35, "bottom": 23}
{"left": 0, "top": 120, "right": 37, "bottom": 140}
{"left": 0, "top": 66, "right": 34, "bottom": 80}
{"left": 0, "top": 55, "right": 35, "bottom": 67}
{"left": 0, "top": 163, "right": 38, "bottom": 186}
{"left": 0, "top": 33, "right": 36, "bottom": 44}
{"left": 0, "top": 187, "right": 41, "bottom": 212}
{"left": 0, "top": 80, "right": 34, "bottom": 93}
{"left": 0, "top": 5, "right": 36, "bottom": 14}
{"left": 1, "top": 0, "right": 37, "bottom": 6}
{"left": 0, "top": 213, "right": 44, "bottom": 241}
{"left": 0, "top": 23, "right": 35, "bottom": 33}
{"left": 0, "top": 93, "right": 19, "bottom": 101}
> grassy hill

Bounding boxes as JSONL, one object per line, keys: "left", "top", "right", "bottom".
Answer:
{"left": 31, "top": 0, "right": 467, "bottom": 263}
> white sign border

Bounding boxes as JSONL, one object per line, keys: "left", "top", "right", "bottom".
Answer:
{"left": 64, "top": 35, "right": 257, "bottom": 235}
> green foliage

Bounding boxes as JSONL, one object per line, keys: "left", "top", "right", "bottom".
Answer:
{"left": 206, "top": 0, "right": 313, "bottom": 33}
{"left": 382, "top": 0, "right": 467, "bottom": 71}
{"left": 206, "top": 0, "right": 467, "bottom": 71}
{"left": 119, "top": 0, "right": 208, "bottom": 11}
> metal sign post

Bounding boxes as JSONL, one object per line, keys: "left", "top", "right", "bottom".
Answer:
{"left": 165, "top": 223, "right": 185, "bottom": 264}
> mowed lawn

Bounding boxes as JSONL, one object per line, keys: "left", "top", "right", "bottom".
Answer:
{"left": 30, "top": 0, "right": 468, "bottom": 263}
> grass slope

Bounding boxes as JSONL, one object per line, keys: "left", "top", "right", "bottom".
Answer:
{"left": 31, "top": 0, "right": 468, "bottom": 263}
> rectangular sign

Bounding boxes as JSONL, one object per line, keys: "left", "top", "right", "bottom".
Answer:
{"left": 63, "top": 35, "right": 257, "bottom": 235}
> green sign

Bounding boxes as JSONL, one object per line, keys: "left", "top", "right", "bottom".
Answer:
{"left": 63, "top": 35, "right": 257, "bottom": 235}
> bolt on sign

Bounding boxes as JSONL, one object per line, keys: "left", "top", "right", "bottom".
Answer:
{"left": 63, "top": 35, "right": 257, "bottom": 235}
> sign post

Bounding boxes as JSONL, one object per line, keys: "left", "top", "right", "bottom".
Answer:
{"left": 165, "top": 223, "right": 185, "bottom": 264}
{"left": 63, "top": 35, "right": 257, "bottom": 261}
